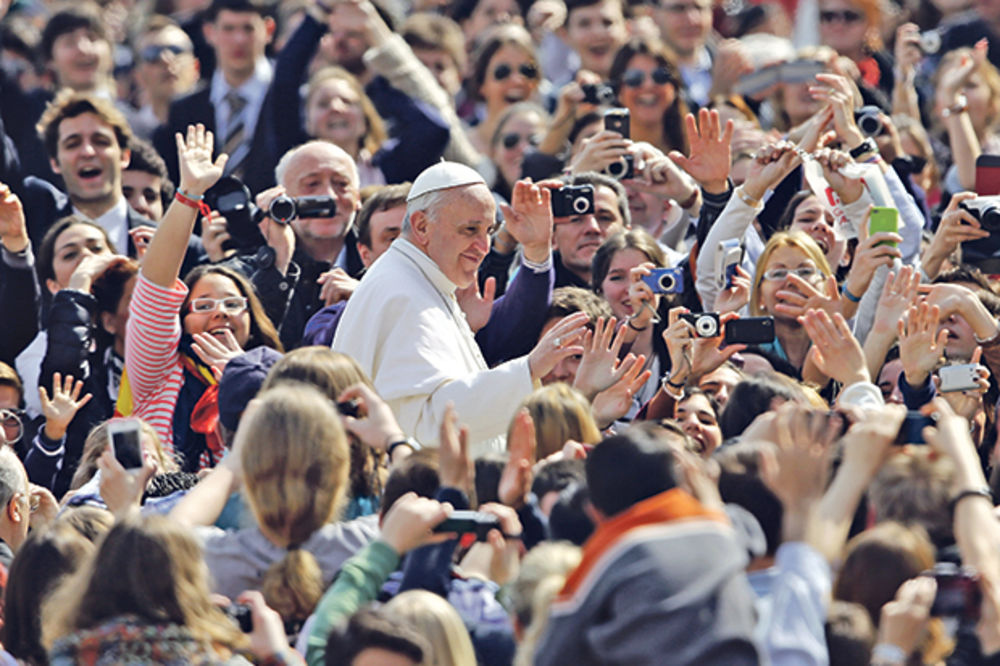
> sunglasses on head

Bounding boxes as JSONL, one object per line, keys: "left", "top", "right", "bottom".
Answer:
{"left": 501, "top": 132, "right": 541, "bottom": 149}
{"left": 140, "top": 44, "right": 191, "bottom": 63}
{"left": 492, "top": 63, "right": 539, "bottom": 81}
{"left": 819, "top": 9, "right": 863, "bottom": 23}
{"left": 622, "top": 67, "right": 675, "bottom": 88}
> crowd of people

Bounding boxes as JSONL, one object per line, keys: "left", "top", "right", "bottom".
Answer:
{"left": 5, "top": 0, "right": 1000, "bottom": 663}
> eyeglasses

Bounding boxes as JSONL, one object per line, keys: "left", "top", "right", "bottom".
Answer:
{"left": 501, "top": 132, "right": 541, "bottom": 149}
{"left": 189, "top": 296, "right": 248, "bottom": 315}
{"left": 492, "top": 63, "right": 539, "bottom": 81}
{"left": 139, "top": 44, "right": 191, "bottom": 64}
{"left": 622, "top": 67, "right": 675, "bottom": 88}
{"left": 761, "top": 266, "right": 820, "bottom": 281}
{"left": 0, "top": 409, "right": 23, "bottom": 446}
{"left": 819, "top": 9, "right": 863, "bottom": 23}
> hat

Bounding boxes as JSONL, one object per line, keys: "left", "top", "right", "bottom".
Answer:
{"left": 406, "top": 161, "right": 487, "bottom": 202}
{"left": 218, "top": 347, "right": 284, "bottom": 432}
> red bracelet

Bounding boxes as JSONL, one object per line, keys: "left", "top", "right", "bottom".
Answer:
{"left": 175, "top": 190, "right": 211, "bottom": 217}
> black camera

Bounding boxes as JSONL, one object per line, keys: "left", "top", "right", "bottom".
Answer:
{"left": 960, "top": 196, "right": 1000, "bottom": 272}
{"left": 336, "top": 398, "right": 361, "bottom": 418}
{"left": 581, "top": 82, "right": 615, "bottom": 106}
{"left": 268, "top": 195, "right": 337, "bottom": 224}
{"left": 225, "top": 603, "right": 254, "bottom": 633}
{"left": 926, "top": 562, "right": 982, "bottom": 620}
{"left": 681, "top": 312, "right": 721, "bottom": 338}
{"left": 208, "top": 176, "right": 264, "bottom": 252}
{"left": 550, "top": 184, "right": 594, "bottom": 217}
{"left": 605, "top": 154, "right": 635, "bottom": 180}
{"left": 432, "top": 510, "right": 501, "bottom": 541}
{"left": 854, "top": 105, "right": 884, "bottom": 137}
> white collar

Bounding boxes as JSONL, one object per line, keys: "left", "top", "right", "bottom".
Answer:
{"left": 210, "top": 58, "right": 273, "bottom": 105}
{"left": 74, "top": 196, "right": 128, "bottom": 227}
{"left": 392, "top": 237, "right": 458, "bottom": 298}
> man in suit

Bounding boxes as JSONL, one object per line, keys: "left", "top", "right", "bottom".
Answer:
{"left": 154, "top": 0, "right": 279, "bottom": 196}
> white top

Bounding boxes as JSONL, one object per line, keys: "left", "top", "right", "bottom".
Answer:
{"left": 332, "top": 237, "right": 534, "bottom": 456}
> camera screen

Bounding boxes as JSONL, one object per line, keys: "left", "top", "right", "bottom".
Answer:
{"left": 112, "top": 428, "right": 143, "bottom": 469}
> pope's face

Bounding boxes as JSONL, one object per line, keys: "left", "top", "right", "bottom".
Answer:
{"left": 414, "top": 184, "right": 496, "bottom": 288}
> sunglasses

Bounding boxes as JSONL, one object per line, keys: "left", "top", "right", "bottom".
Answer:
{"left": 622, "top": 67, "right": 675, "bottom": 88}
{"left": 819, "top": 9, "right": 863, "bottom": 23}
{"left": 189, "top": 296, "right": 249, "bottom": 315}
{"left": 492, "top": 63, "right": 539, "bottom": 81}
{"left": 140, "top": 44, "right": 191, "bottom": 63}
{"left": 501, "top": 132, "right": 541, "bottom": 149}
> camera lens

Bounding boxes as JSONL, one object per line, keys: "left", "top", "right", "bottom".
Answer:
{"left": 981, "top": 204, "right": 1000, "bottom": 232}
{"left": 858, "top": 113, "right": 882, "bottom": 137}
{"left": 607, "top": 158, "right": 627, "bottom": 179}
{"left": 920, "top": 30, "right": 941, "bottom": 54}
{"left": 269, "top": 195, "right": 296, "bottom": 223}
{"left": 695, "top": 316, "right": 717, "bottom": 337}
{"left": 572, "top": 195, "right": 590, "bottom": 214}
{"left": 657, "top": 272, "right": 676, "bottom": 292}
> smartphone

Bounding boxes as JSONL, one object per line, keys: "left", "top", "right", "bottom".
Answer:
{"left": 927, "top": 562, "right": 982, "bottom": 620}
{"left": 107, "top": 418, "right": 143, "bottom": 469}
{"left": 604, "top": 108, "right": 630, "bottom": 139}
{"left": 715, "top": 239, "right": 742, "bottom": 290}
{"left": 976, "top": 154, "right": 1000, "bottom": 196}
{"left": 336, "top": 398, "right": 362, "bottom": 418}
{"left": 225, "top": 603, "right": 254, "bottom": 633}
{"left": 780, "top": 59, "right": 826, "bottom": 84}
{"left": 432, "top": 510, "right": 501, "bottom": 541}
{"left": 734, "top": 63, "right": 780, "bottom": 97}
{"left": 868, "top": 206, "right": 899, "bottom": 247}
{"left": 937, "top": 364, "right": 981, "bottom": 393}
{"left": 642, "top": 267, "right": 684, "bottom": 294}
{"left": 723, "top": 317, "right": 775, "bottom": 345}
{"left": 895, "top": 410, "right": 935, "bottom": 445}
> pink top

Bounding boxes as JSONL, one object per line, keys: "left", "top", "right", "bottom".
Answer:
{"left": 125, "top": 274, "right": 188, "bottom": 456}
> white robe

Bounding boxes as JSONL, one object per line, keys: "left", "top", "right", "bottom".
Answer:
{"left": 332, "top": 238, "right": 533, "bottom": 456}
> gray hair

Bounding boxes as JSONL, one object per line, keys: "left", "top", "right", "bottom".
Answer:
{"left": 401, "top": 187, "right": 454, "bottom": 237}
{"left": 0, "top": 448, "right": 26, "bottom": 510}
{"left": 274, "top": 140, "right": 358, "bottom": 189}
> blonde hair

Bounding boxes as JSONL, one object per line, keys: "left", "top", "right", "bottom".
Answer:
{"left": 510, "top": 385, "right": 601, "bottom": 459}
{"left": 384, "top": 590, "right": 477, "bottom": 666}
{"left": 870, "top": 449, "right": 956, "bottom": 548}
{"left": 43, "top": 514, "right": 245, "bottom": 652}
{"left": 69, "top": 418, "right": 177, "bottom": 491}
{"left": 509, "top": 542, "right": 582, "bottom": 666}
{"left": 240, "top": 384, "right": 350, "bottom": 623}
{"left": 750, "top": 231, "right": 833, "bottom": 316}
{"left": 936, "top": 47, "right": 1000, "bottom": 136}
{"left": 305, "top": 66, "right": 387, "bottom": 156}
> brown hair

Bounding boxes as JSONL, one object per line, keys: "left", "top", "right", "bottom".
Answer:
{"left": 239, "top": 384, "right": 350, "bottom": 623}
{"left": 470, "top": 24, "right": 538, "bottom": 102}
{"left": 869, "top": 450, "right": 955, "bottom": 550}
{"left": 69, "top": 418, "right": 176, "bottom": 491}
{"left": 511, "top": 384, "right": 602, "bottom": 459}
{"left": 356, "top": 183, "right": 411, "bottom": 249}
{"left": 181, "top": 265, "right": 283, "bottom": 352}
{"left": 0, "top": 362, "right": 22, "bottom": 405}
{"left": 37, "top": 90, "right": 132, "bottom": 160}
{"left": 591, "top": 228, "right": 667, "bottom": 294}
{"left": 402, "top": 13, "right": 466, "bottom": 72}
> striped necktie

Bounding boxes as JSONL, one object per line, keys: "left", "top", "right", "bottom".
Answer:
{"left": 221, "top": 90, "right": 247, "bottom": 173}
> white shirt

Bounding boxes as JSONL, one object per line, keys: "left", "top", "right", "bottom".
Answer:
{"left": 75, "top": 197, "right": 129, "bottom": 256}
{"left": 332, "top": 237, "right": 534, "bottom": 456}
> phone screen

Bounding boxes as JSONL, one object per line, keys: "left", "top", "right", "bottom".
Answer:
{"left": 112, "top": 425, "right": 143, "bottom": 469}
{"left": 976, "top": 155, "right": 1000, "bottom": 196}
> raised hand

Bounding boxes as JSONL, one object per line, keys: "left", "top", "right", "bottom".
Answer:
{"left": 668, "top": 108, "right": 733, "bottom": 194}
{"left": 814, "top": 147, "right": 864, "bottom": 204}
{"left": 688, "top": 312, "right": 746, "bottom": 380}
{"left": 97, "top": 445, "right": 158, "bottom": 518}
{"left": 626, "top": 261, "right": 658, "bottom": 331}
{"left": 923, "top": 192, "right": 988, "bottom": 280}
{"left": 318, "top": 268, "right": 360, "bottom": 306}
{"left": 627, "top": 143, "right": 699, "bottom": 205}
{"left": 200, "top": 211, "right": 231, "bottom": 263}
{"left": 871, "top": 266, "right": 921, "bottom": 338}
{"left": 760, "top": 403, "right": 838, "bottom": 508}
{"left": 572, "top": 317, "right": 636, "bottom": 400}
{"left": 379, "top": 492, "right": 455, "bottom": 555}
{"left": 741, "top": 141, "right": 802, "bottom": 202}
{"left": 937, "top": 39, "right": 988, "bottom": 108}
{"left": 459, "top": 502, "right": 523, "bottom": 585}
{"left": 500, "top": 179, "right": 556, "bottom": 263}
{"left": 336, "top": 382, "right": 406, "bottom": 454}
{"left": 591, "top": 355, "right": 651, "bottom": 428}
{"left": 898, "top": 302, "right": 947, "bottom": 386}
{"left": 801, "top": 309, "right": 869, "bottom": 386}
{"left": 773, "top": 273, "right": 843, "bottom": 319}
{"left": 191, "top": 330, "right": 243, "bottom": 378}
{"left": 176, "top": 124, "right": 227, "bottom": 197}
{"left": 0, "top": 182, "right": 27, "bottom": 253}
{"left": 811, "top": 74, "right": 865, "bottom": 149}
{"left": 715, "top": 264, "right": 751, "bottom": 314}
{"left": 499, "top": 408, "right": 536, "bottom": 509}
{"left": 894, "top": 23, "right": 923, "bottom": 81}
{"left": 843, "top": 209, "right": 903, "bottom": 300}
{"left": 662, "top": 307, "right": 695, "bottom": 385}
{"left": 128, "top": 226, "right": 155, "bottom": 262}
{"left": 66, "top": 253, "right": 122, "bottom": 293}
{"left": 38, "top": 372, "right": 93, "bottom": 441}
{"left": 569, "top": 130, "right": 630, "bottom": 175}
{"left": 256, "top": 186, "right": 298, "bottom": 277}
{"left": 877, "top": 577, "right": 937, "bottom": 658}
{"left": 839, "top": 403, "right": 905, "bottom": 478}
{"left": 528, "top": 312, "right": 589, "bottom": 382}
{"left": 438, "top": 402, "right": 473, "bottom": 493}
{"left": 936, "top": 347, "right": 990, "bottom": 420}
{"left": 456, "top": 276, "right": 496, "bottom": 333}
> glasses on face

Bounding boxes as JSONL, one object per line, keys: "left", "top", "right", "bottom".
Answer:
{"left": 622, "top": 67, "right": 675, "bottom": 88}
{"left": 492, "top": 63, "right": 539, "bottom": 81}
{"left": 761, "top": 266, "right": 820, "bottom": 281}
{"left": 500, "top": 132, "right": 541, "bottom": 149}
{"left": 139, "top": 44, "right": 191, "bottom": 63}
{"left": 189, "top": 296, "right": 248, "bottom": 316}
{"left": 819, "top": 9, "right": 863, "bottom": 23}
{"left": 0, "top": 409, "right": 23, "bottom": 446}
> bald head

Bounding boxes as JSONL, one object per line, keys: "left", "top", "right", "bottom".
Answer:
{"left": 275, "top": 140, "right": 358, "bottom": 190}
{"left": 275, "top": 141, "right": 361, "bottom": 243}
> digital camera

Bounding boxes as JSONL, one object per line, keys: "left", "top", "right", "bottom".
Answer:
{"left": 854, "top": 105, "right": 884, "bottom": 137}
{"left": 550, "top": 185, "right": 595, "bottom": 217}
{"left": 959, "top": 196, "right": 1000, "bottom": 272}
{"left": 581, "top": 83, "right": 615, "bottom": 106}
{"left": 681, "top": 312, "right": 721, "bottom": 338}
{"left": 268, "top": 195, "right": 337, "bottom": 224}
{"left": 642, "top": 267, "right": 684, "bottom": 294}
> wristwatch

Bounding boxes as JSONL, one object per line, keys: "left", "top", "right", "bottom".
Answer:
{"left": 942, "top": 93, "right": 969, "bottom": 118}
{"left": 848, "top": 138, "right": 878, "bottom": 160}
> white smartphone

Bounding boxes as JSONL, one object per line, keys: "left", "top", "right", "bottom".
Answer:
{"left": 937, "top": 364, "right": 981, "bottom": 393}
{"left": 107, "top": 418, "right": 144, "bottom": 469}
{"left": 715, "top": 239, "right": 742, "bottom": 290}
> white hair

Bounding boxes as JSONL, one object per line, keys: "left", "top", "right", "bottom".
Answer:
{"left": 273, "top": 140, "right": 358, "bottom": 189}
{"left": 402, "top": 187, "right": 454, "bottom": 237}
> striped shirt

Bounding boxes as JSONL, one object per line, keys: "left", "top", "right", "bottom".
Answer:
{"left": 125, "top": 275, "right": 188, "bottom": 457}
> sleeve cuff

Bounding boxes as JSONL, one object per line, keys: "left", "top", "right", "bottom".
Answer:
{"left": 2, "top": 244, "right": 33, "bottom": 269}
{"left": 33, "top": 431, "right": 65, "bottom": 456}
{"left": 521, "top": 254, "right": 552, "bottom": 273}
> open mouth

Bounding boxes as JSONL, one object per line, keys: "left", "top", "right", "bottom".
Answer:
{"left": 78, "top": 166, "right": 103, "bottom": 182}
{"left": 504, "top": 91, "right": 526, "bottom": 104}
{"left": 207, "top": 325, "right": 234, "bottom": 341}
{"left": 635, "top": 94, "right": 662, "bottom": 107}
{"left": 587, "top": 44, "right": 611, "bottom": 59}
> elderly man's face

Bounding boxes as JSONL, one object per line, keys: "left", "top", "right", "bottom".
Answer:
{"left": 414, "top": 184, "right": 495, "bottom": 288}
{"left": 283, "top": 144, "right": 360, "bottom": 242}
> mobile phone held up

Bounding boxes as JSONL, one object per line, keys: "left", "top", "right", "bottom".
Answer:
{"left": 108, "top": 418, "right": 144, "bottom": 470}
{"left": 715, "top": 239, "right": 742, "bottom": 290}
{"left": 432, "top": 510, "right": 501, "bottom": 541}
{"left": 895, "top": 410, "right": 936, "bottom": 446}
{"left": 723, "top": 317, "right": 775, "bottom": 345}
{"left": 868, "top": 207, "right": 899, "bottom": 247}
{"left": 976, "top": 154, "right": 1000, "bottom": 196}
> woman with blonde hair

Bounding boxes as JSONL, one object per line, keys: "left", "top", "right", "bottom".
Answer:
{"left": 169, "top": 383, "right": 379, "bottom": 630}
{"left": 511, "top": 384, "right": 601, "bottom": 460}
{"left": 383, "top": 590, "right": 477, "bottom": 666}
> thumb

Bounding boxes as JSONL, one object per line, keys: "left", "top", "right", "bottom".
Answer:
{"left": 482, "top": 276, "right": 496, "bottom": 304}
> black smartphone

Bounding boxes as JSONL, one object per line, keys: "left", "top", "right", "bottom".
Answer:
{"left": 108, "top": 418, "right": 143, "bottom": 469}
{"left": 723, "top": 317, "right": 775, "bottom": 345}
{"left": 336, "top": 398, "right": 361, "bottom": 418}
{"left": 225, "top": 603, "right": 254, "bottom": 632}
{"left": 895, "top": 411, "right": 935, "bottom": 445}
{"left": 432, "top": 510, "right": 501, "bottom": 541}
{"left": 927, "top": 562, "right": 982, "bottom": 620}
{"left": 604, "top": 108, "right": 630, "bottom": 139}
{"left": 976, "top": 155, "right": 1000, "bottom": 196}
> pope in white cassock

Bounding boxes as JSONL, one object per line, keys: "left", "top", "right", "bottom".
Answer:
{"left": 332, "top": 162, "right": 588, "bottom": 456}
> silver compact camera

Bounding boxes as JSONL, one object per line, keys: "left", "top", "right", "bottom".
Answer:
{"left": 681, "top": 312, "right": 721, "bottom": 338}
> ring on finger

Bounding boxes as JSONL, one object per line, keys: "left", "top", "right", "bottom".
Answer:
{"left": 554, "top": 336, "right": 564, "bottom": 348}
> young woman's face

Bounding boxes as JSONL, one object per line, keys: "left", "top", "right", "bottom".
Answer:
{"left": 757, "top": 245, "right": 825, "bottom": 321}
{"left": 960, "top": 71, "right": 996, "bottom": 136}
{"left": 600, "top": 247, "right": 653, "bottom": 320}
{"left": 479, "top": 45, "right": 540, "bottom": 115}
{"left": 48, "top": 223, "right": 112, "bottom": 293}
{"left": 619, "top": 54, "right": 676, "bottom": 127}
{"left": 183, "top": 272, "right": 252, "bottom": 348}
{"left": 818, "top": 0, "right": 870, "bottom": 57}
{"left": 305, "top": 77, "right": 367, "bottom": 153}
{"left": 675, "top": 393, "right": 722, "bottom": 457}
{"left": 788, "top": 195, "right": 844, "bottom": 267}
{"left": 491, "top": 110, "right": 545, "bottom": 187}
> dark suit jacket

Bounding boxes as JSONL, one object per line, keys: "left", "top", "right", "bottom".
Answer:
{"left": 154, "top": 83, "right": 279, "bottom": 197}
